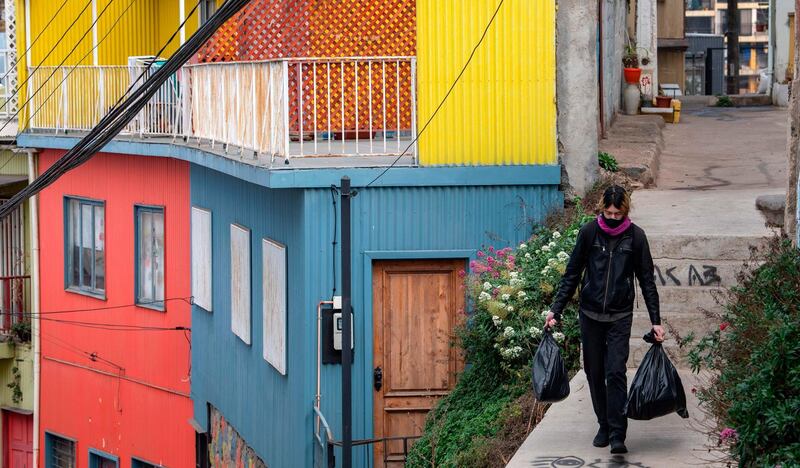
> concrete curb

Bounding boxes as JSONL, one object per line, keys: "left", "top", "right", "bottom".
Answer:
{"left": 599, "top": 115, "right": 665, "bottom": 187}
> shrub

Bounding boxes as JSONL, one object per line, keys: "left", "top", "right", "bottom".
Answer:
{"left": 685, "top": 238, "right": 800, "bottom": 466}
{"left": 715, "top": 95, "right": 734, "bottom": 107}
{"left": 406, "top": 210, "right": 592, "bottom": 466}
{"left": 598, "top": 152, "right": 619, "bottom": 173}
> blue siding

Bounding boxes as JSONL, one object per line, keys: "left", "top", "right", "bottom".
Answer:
{"left": 191, "top": 165, "right": 563, "bottom": 467}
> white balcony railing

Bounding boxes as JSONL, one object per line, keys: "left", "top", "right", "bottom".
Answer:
{"left": 0, "top": 49, "right": 16, "bottom": 118}
{"left": 25, "top": 56, "right": 417, "bottom": 163}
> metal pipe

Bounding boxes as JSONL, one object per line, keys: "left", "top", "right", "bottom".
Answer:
{"left": 316, "top": 299, "right": 334, "bottom": 434}
{"left": 25, "top": 148, "right": 40, "bottom": 468}
{"left": 340, "top": 176, "right": 353, "bottom": 467}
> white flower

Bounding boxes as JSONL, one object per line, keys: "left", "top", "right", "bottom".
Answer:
{"left": 547, "top": 258, "right": 558, "bottom": 267}
{"left": 529, "top": 326, "right": 542, "bottom": 338}
{"left": 535, "top": 249, "right": 541, "bottom": 254}
{"left": 541, "top": 309, "right": 551, "bottom": 318}
{"left": 479, "top": 291, "right": 492, "bottom": 302}
{"left": 552, "top": 231, "right": 561, "bottom": 239}
{"left": 557, "top": 251, "right": 569, "bottom": 262}
{"left": 541, "top": 266, "right": 550, "bottom": 275}
{"left": 519, "top": 243, "right": 528, "bottom": 250}
{"left": 548, "top": 241, "right": 556, "bottom": 248}
{"left": 501, "top": 293, "right": 511, "bottom": 301}
{"left": 541, "top": 245, "right": 551, "bottom": 252}
{"left": 572, "top": 229, "right": 579, "bottom": 235}
{"left": 509, "top": 271, "right": 519, "bottom": 279}
{"left": 503, "top": 326, "right": 515, "bottom": 337}
{"left": 517, "top": 290, "right": 527, "bottom": 298}
{"left": 506, "top": 305, "right": 515, "bottom": 312}
{"left": 525, "top": 253, "right": 532, "bottom": 259}
{"left": 483, "top": 281, "right": 493, "bottom": 291}
{"left": 492, "top": 315, "right": 502, "bottom": 326}
{"left": 554, "top": 332, "right": 565, "bottom": 342}
{"left": 509, "top": 278, "right": 522, "bottom": 286}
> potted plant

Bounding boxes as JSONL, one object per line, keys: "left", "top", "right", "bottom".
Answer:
{"left": 623, "top": 41, "right": 651, "bottom": 84}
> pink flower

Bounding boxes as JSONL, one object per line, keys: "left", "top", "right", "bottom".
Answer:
{"left": 507, "top": 255, "right": 515, "bottom": 263}
{"left": 492, "top": 288, "right": 500, "bottom": 296}
{"left": 719, "top": 428, "right": 738, "bottom": 441}
{"left": 477, "top": 251, "right": 485, "bottom": 258}
{"left": 457, "top": 269, "right": 466, "bottom": 278}
{"left": 486, "top": 256, "right": 496, "bottom": 264}
{"left": 492, "top": 271, "right": 500, "bottom": 278}
{"left": 691, "top": 387, "right": 697, "bottom": 394}
{"left": 488, "top": 246, "right": 495, "bottom": 253}
{"left": 719, "top": 322, "right": 730, "bottom": 331}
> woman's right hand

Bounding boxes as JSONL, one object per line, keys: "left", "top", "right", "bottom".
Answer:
{"left": 545, "top": 311, "right": 557, "bottom": 328}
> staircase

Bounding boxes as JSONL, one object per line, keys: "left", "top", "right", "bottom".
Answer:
{"left": 628, "top": 189, "right": 778, "bottom": 368}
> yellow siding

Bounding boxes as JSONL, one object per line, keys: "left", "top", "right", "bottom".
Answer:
{"left": 416, "top": 0, "right": 557, "bottom": 166}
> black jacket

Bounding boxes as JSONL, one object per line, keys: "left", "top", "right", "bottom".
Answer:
{"left": 550, "top": 220, "right": 660, "bottom": 325}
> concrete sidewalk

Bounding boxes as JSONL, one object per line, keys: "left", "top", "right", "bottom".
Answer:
{"left": 506, "top": 371, "right": 726, "bottom": 468}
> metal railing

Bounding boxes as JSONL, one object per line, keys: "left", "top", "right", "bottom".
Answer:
{"left": 25, "top": 56, "right": 417, "bottom": 163}
{"left": 0, "top": 275, "right": 29, "bottom": 333}
{"left": 0, "top": 49, "right": 16, "bottom": 117}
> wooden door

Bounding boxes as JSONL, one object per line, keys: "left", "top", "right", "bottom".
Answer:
{"left": 372, "top": 259, "right": 465, "bottom": 467}
{"left": 3, "top": 411, "right": 33, "bottom": 468}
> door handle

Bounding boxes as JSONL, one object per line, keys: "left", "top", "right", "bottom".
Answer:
{"left": 373, "top": 366, "right": 383, "bottom": 391}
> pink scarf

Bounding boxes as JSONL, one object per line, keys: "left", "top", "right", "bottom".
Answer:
{"left": 596, "top": 215, "right": 631, "bottom": 237}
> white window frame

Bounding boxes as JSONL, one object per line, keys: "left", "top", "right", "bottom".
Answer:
{"left": 262, "top": 238, "right": 287, "bottom": 375}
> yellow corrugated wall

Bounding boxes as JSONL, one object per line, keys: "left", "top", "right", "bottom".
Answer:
{"left": 416, "top": 0, "right": 557, "bottom": 166}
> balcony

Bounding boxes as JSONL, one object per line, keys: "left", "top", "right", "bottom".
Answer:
{"left": 0, "top": 275, "right": 30, "bottom": 341}
{"left": 24, "top": 57, "right": 417, "bottom": 166}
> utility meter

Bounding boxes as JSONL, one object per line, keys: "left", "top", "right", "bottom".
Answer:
{"left": 332, "top": 312, "right": 354, "bottom": 351}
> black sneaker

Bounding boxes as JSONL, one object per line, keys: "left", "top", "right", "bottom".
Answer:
{"left": 592, "top": 427, "right": 609, "bottom": 447}
{"left": 610, "top": 439, "right": 628, "bottom": 454}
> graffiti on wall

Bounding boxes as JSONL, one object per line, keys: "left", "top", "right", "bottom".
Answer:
{"left": 653, "top": 264, "right": 721, "bottom": 287}
{"left": 210, "top": 406, "right": 267, "bottom": 468}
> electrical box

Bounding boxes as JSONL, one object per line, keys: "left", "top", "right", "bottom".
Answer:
{"left": 332, "top": 312, "right": 354, "bottom": 351}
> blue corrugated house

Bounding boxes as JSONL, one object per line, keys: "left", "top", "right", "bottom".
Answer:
{"left": 18, "top": 0, "right": 568, "bottom": 466}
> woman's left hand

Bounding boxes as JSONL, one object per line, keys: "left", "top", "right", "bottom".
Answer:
{"left": 652, "top": 325, "right": 666, "bottom": 342}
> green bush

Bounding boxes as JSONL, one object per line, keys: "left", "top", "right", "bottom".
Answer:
{"left": 687, "top": 239, "right": 800, "bottom": 466}
{"left": 715, "top": 95, "right": 734, "bottom": 107}
{"left": 406, "top": 210, "right": 591, "bottom": 466}
{"left": 598, "top": 152, "right": 619, "bottom": 172}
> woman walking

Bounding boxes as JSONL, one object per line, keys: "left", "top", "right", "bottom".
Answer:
{"left": 545, "top": 185, "right": 664, "bottom": 454}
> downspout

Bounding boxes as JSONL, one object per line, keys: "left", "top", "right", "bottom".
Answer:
{"left": 26, "top": 149, "right": 40, "bottom": 468}
{"left": 598, "top": 0, "right": 605, "bottom": 138}
{"left": 768, "top": 0, "right": 776, "bottom": 95}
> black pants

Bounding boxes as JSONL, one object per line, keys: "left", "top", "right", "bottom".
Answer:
{"left": 580, "top": 312, "right": 632, "bottom": 442}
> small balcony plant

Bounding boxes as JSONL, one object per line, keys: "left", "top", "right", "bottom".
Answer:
{"left": 623, "top": 41, "right": 650, "bottom": 84}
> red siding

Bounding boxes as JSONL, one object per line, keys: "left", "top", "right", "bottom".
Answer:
{"left": 38, "top": 150, "right": 193, "bottom": 467}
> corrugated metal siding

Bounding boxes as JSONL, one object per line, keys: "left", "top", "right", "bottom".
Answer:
{"left": 0, "top": 150, "right": 29, "bottom": 175}
{"left": 190, "top": 164, "right": 562, "bottom": 467}
{"left": 416, "top": 0, "right": 556, "bottom": 166}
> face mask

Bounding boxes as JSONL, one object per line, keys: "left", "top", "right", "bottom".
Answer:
{"left": 603, "top": 215, "right": 624, "bottom": 228}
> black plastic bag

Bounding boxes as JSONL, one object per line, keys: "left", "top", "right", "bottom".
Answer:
{"left": 532, "top": 330, "right": 570, "bottom": 403}
{"left": 625, "top": 331, "right": 689, "bottom": 420}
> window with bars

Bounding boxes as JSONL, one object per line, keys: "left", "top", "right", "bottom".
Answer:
{"left": 89, "top": 449, "right": 118, "bottom": 468}
{"left": 135, "top": 206, "right": 165, "bottom": 310}
{"left": 45, "top": 432, "right": 76, "bottom": 468}
{"left": 65, "top": 197, "right": 105, "bottom": 297}
{"left": 132, "top": 458, "right": 163, "bottom": 468}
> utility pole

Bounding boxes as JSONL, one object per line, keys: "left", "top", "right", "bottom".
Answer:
{"left": 786, "top": 0, "right": 800, "bottom": 243}
{"left": 726, "top": 0, "right": 741, "bottom": 94}
{"left": 340, "top": 176, "right": 353, "bottom": 467}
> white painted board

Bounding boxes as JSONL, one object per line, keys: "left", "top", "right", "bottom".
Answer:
{"left": 191, "top": 207, "right": 212, "bottom": 311}
{"left": 230, "top": 224, "right": 251, "bottom": 344}
{"left": 262, "top": 238, "right": 287, "bottom": 375}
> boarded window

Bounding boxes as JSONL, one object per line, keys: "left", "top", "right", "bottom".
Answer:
{"left": 135, "top": 206, "right": 165, "bottom": 309}
{"left": 230, "top": 224, "right": 251, "bottom": 344}
{"left": 262, "top": 238, "right": 287, "bottom": 374}
{"left": 191, "top": 207, "right": 213, "bottom": 311}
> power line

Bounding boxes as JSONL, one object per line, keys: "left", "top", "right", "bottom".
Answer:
{"left": 365, "top": 0, "right": 506, "bottom": 188}
{"left": 2, "top": 296, "right": 193, "bottom": 316}
{"left": 0, "top": 0, "right": 120, "bottom": 136}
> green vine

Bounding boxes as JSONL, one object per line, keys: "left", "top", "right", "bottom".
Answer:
{"left": 7, "top": 364, "right": 22, "bottom": 405}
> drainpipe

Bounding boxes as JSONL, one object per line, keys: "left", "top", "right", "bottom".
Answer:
{"left": 768, "top": 0, "right": 776, "bottom": 95}
{"left": 25, "top": 149, "right": 40, "bottom": 468}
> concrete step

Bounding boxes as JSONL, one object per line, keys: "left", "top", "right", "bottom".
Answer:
{"left": 648, "top": 234, "right": 768, "bottom": 261}
{"left": 631, "top": 311, "right": 718, "bottom": 340}
{"left": 634, "top": 286, "right": 725, "bottom": 314}
{"left": 651, "top": 258, "right": 747, "bottom": 288}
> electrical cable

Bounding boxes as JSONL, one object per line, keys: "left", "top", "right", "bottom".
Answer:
{"left": 0, "top": 0, "right": 119, "bottom": 136}
{"left": 0, "top": 0, "right": 70, "bottom": 84}
{"left": 364, "top": 0, "right": 506, "bottom": 188}
{"left": 0, "top": 296, "right": 192, "bottom": 316}
{"left": 330, "top": 184, "right": 339, "bottom": 299}
{"left": 0, "top": 0, "right": 253, "bottom": 221}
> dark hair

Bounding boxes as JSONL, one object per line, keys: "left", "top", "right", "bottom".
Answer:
{"left": 597, "top": 185, "right": 631, "bottom": 216}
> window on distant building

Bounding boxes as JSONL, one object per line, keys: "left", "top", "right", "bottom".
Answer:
{"left": 231, "top": 224, "right": 251, "bottom": 344}
{"left": 65, "top": 197, "right": 105, "bottom": 297}
{"left": 135, "top": 205, "right": 166, "bottom": 310}
{"left": 686, "top": 17, "right": 713, "bottom": 34}
{"left": 45, "top": 432, "right": 76, "bottom": 468}
{"left": 200, "top": 0, "right": 217, "bottom": 24}
{"left": 132, "top": 458, "right": 163, "bottom": 468}
{"left": 89, "top": 449, "right": 118, "bottom": 468}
